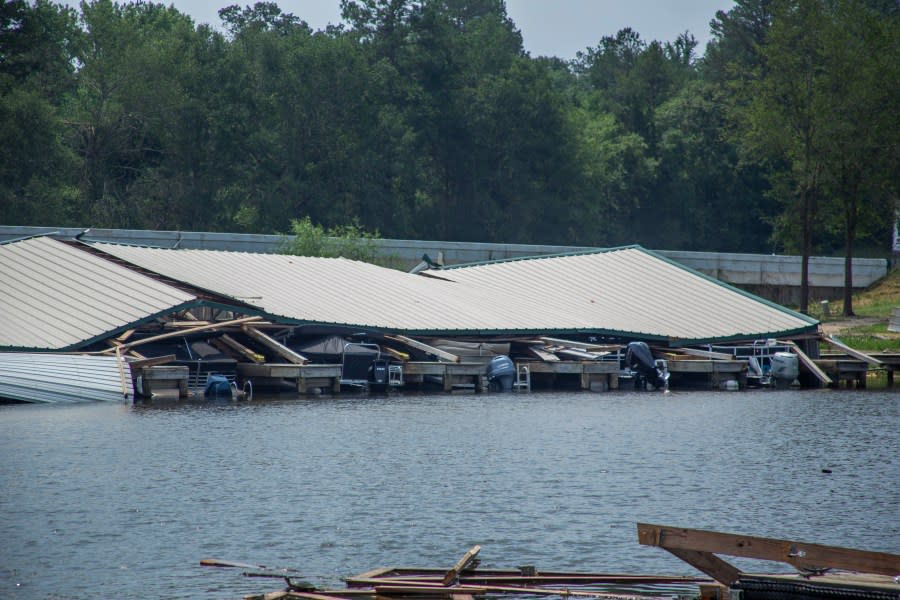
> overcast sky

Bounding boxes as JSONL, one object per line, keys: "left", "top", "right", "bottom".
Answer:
{"left": 164, "top": 0, "right": 734, "bottom": 59}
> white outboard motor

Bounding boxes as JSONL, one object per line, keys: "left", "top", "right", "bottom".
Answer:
{"left": 486, "top": 355, "right": 516, "bottom": 391}
{"left": 770, "top": 351, "right": 799, "bottom": 387}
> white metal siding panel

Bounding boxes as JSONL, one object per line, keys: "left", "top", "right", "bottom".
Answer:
{"left": 0, "top": 237, "right": 197, "bottom": 350}
{"left": 0, "top": 353, "right": 132, "bottom": 403}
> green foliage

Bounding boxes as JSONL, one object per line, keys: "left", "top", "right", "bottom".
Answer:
{"left": 2, "top": 0, "right": 896, "bottom": 285}
{"left": 280, "top": 216, "right": 381, "bottom": 262}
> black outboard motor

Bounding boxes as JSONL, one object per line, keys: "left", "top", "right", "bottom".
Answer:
{"left": 625, "top": 342, "right": 669, "bottom": 390}
{"left": 486, "top": 355, "right": 516, "bottom": 391}
{"left": 368, "top": 358, "right": 390, "bottom": 391}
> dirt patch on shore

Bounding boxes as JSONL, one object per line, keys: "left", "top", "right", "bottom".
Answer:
{"left": 819, "top": 316, "right": 884, "bottom": 336}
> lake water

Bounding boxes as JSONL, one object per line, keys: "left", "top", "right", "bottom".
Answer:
{"left": 1, "top": 389, "right": 898, "bottom": 600}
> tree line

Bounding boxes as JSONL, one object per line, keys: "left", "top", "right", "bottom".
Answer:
{"left": 2, "top": 0, "right": 898, "bottom": 312}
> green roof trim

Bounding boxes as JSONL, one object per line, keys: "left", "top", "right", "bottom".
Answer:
{"left": 438, "top": 244, "right": 639, "bottom": 270}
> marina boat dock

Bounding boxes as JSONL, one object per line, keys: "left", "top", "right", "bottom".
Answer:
{"left": 0, "top": 234, "right": 895, "bottom": 403}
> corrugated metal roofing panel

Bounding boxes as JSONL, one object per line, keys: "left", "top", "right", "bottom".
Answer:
{"left": 0, "top": 237, "right": 198, "bottom": 350}
{"left": 439, "top": 248, "right": 819, "bottom": 342}
{"left": 90, "top": 242, "right": 545, "bottom": 332}
{"left": 90, "top": 243, "right": 817, "bottom": 343}
{"left": 0, "top": 353, "right": 132, "bottom": 403}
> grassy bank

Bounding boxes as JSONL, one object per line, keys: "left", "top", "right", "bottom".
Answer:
{"left": 815, "top": 265, "right": 900, "bottom": 352}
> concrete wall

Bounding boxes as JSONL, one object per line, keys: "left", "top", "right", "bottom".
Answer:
{"left": 1, "top": 226, "right": 887, "bottom": 304}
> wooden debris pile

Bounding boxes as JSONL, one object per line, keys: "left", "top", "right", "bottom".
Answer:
{"left": 201, "top": 545, "right": 710, "bottom": 600}
{"left": 520, "top": 338, "right": 621, "bottom": 363}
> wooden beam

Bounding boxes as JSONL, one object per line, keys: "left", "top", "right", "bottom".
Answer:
{"left": 442, "top": 546, "right": 481, "bottom": 586}
{"left": 114, "top": 346, "right": 131, "bottom": 399}
{"left": 381, "top": 346, "right": 411, "bottom": 361}
{"left": 636, "top": 523, "right": 900, "bottom": 577}
{"left": 528, "top": 346, "right": 560, "bottom": 362}
{"left": 556, "top": 348, "right": 609, "bottom": 361}
{"left": 129, "top": 354, "right": 176, "bottom": 369}
{"left": 672, "top": 348, "right": 735, "bottom": 361}
{"left": 539, "top": 337, "right": 621, "bottom": 352}
{"left": 216, "top": 334, "right": 265, "bottom": 363}
{"left": 375, "top": 585, "right": 486, "bottom": 596}
{"left": 823, "top": 337, "right": 882, "bottom": 366}
{"left": 386, "top": 335, "right": 460, "bottom": 363}
{"left": 662, "top": 548, "right": 741, "bottom": 586}
{"left": 98, "top": 315, "right": 263, "bottom": 354}
{"left": 243, "top": 326, "right": 308, "bottom": 364}
{"left": 781, "top": 341, "right": 833, "bottom": 386}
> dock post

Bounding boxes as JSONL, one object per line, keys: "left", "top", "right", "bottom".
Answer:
{"left": 609, "top": 373, "right": 619, "bottom": 390}
{"left": 443, "top": 365, "right": 452, "bottom": 392}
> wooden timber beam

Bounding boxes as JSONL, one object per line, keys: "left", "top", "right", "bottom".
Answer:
{"left": 98, "top": 316, "right": 263, "bottom": 354}
{"left": 663, "top": 548, "right": 742, "bottom": 586}
{"left": 209, "top": 333, "right": 266, "bottom": 364}
{"left": 781, "top": 341, "right": 833, "bottom": 386}
{"left": 442, "top": 545, "right": 481, "bottom": 586}
{"left": 637, "top": 523, "right": 900, "bottom": 579}
{"left": 114, "top": 346, "right": 131, "bottom": 399}
{"left": 823, "top": 336, "right": 883, "bottom": 367}
{"left": 529, "top": 346, "right": 560, "bottom": 362}
{"left": 129, "top": 354, "right": 176, "bottom": 369}
{"left": 386, "top": 335, "right": 460, "bottom": 363}
{"left": 215, "top": 334, "right": 265, "bottom": 363}
{"left": 671, "top": 348, "right": 734, "bottom": 361}
{"left": 539, "top": 337, "right": 621, "bottom": 352}
{"left": 242, "top": 325, "right": 308, "bottom": 364}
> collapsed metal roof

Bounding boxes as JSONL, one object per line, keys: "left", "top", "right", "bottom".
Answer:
{"left": 438, "top": 247, "right": 819, "bottom": 344}
{"left": 88, "top": 242, "right": 818, "bottom": 344}
{"left": 0, "top": 237, "right": 199, "bottom": 351}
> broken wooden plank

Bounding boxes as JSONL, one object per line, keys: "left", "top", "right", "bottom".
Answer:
{"left": 539, "top": 337, "right": 621, "bottom": 352}
{"left": 385, "top": 335, "right": 460, "bottom": 363}
{"left": 781, "top": 341, "right": 833, "bottom": 386}
{"left": 636, "top": 523, "right": 900, "bottom": 578}
{"left": 100, "top": 316, "right": 264, "bottom": 354}
{"left": 114, "top": 346, "right": 130, "bottom": 399}
{"left": 528, "top": 346, "right": 560, "bottom": 362}
{"left": 354, "top": 573, "right": 708, "bottom": 586}
{"left": 556, "top": 348, "right": 609, "bottom": 361}
{"left": 381, "top": 346, "right": 411, "bottom": 361}
{"left": 673, "top": 348, "right": 734, "bottom": 361}
{"left": 442, "top": 546, "right": 481, "bottom": 586}
{"left": 663, "top": 548, "right": 742, "bottom": 587}
{"left": 216, "top": 334, "right": 266, "bottom": 363}
{"left": 823, "top": 337, "right": 882, "bottom": 366}
{"left": 129, "top": 354, "right": 176, "bottom": 369}
{"left": 243, "top": 326, "right": 308, "bottom": 364}
{"left": 376, "top": 583, "right": 649, "bottom": 600}
{"left": 375, "top": 586, "right": 486, "bottom": 596}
